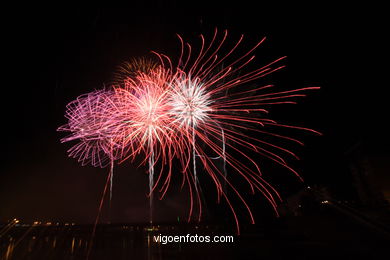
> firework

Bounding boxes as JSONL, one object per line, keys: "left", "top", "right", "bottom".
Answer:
{"left": 58, "top": 90, "right": 120, "bottom": 167}
{"left": 148, "top": 29, "right": 321, "bottom": 233}
{"left": 111, "top": 68, "right": 175, "bottom": 223}
{"left": 112, "top": 57, "right": 160, "bottom": 86}
{"left": 59, "top": 29, "right": 320, "bottom": 234}
{"left": 58, "top": 89, "right": 128, "bottom": 223}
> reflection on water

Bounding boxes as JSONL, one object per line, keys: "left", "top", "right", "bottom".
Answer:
{"left": 0, "top": 224, "right": 229, "bottom": 260}
{"left": 2, "top": 209, "right": 389, "bottom": 259}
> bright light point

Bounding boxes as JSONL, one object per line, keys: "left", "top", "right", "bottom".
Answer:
{"left": 169, "top": 76, "right": 211, "bottom": 128}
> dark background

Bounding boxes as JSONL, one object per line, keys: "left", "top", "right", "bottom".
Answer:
{"left": 1, "top": 3, "right": 388, "bottom": 225}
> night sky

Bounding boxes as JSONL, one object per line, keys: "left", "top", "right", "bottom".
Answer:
{"left": 1, "top": 3, "right": 387, "bottom": 224}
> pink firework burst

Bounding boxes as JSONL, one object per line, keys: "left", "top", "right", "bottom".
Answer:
{"left": 58, "top": 90, "right": 124, "bottom": 167}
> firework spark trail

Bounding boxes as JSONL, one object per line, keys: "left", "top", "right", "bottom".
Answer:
{"left": 86, "top": 165, "right": 113, "bottom": 260}
{"left": 148, "top": 137, "right": 155, "bottom": 224}
{"left": 108, "top": 140, "right": 114, "bottom": 223}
